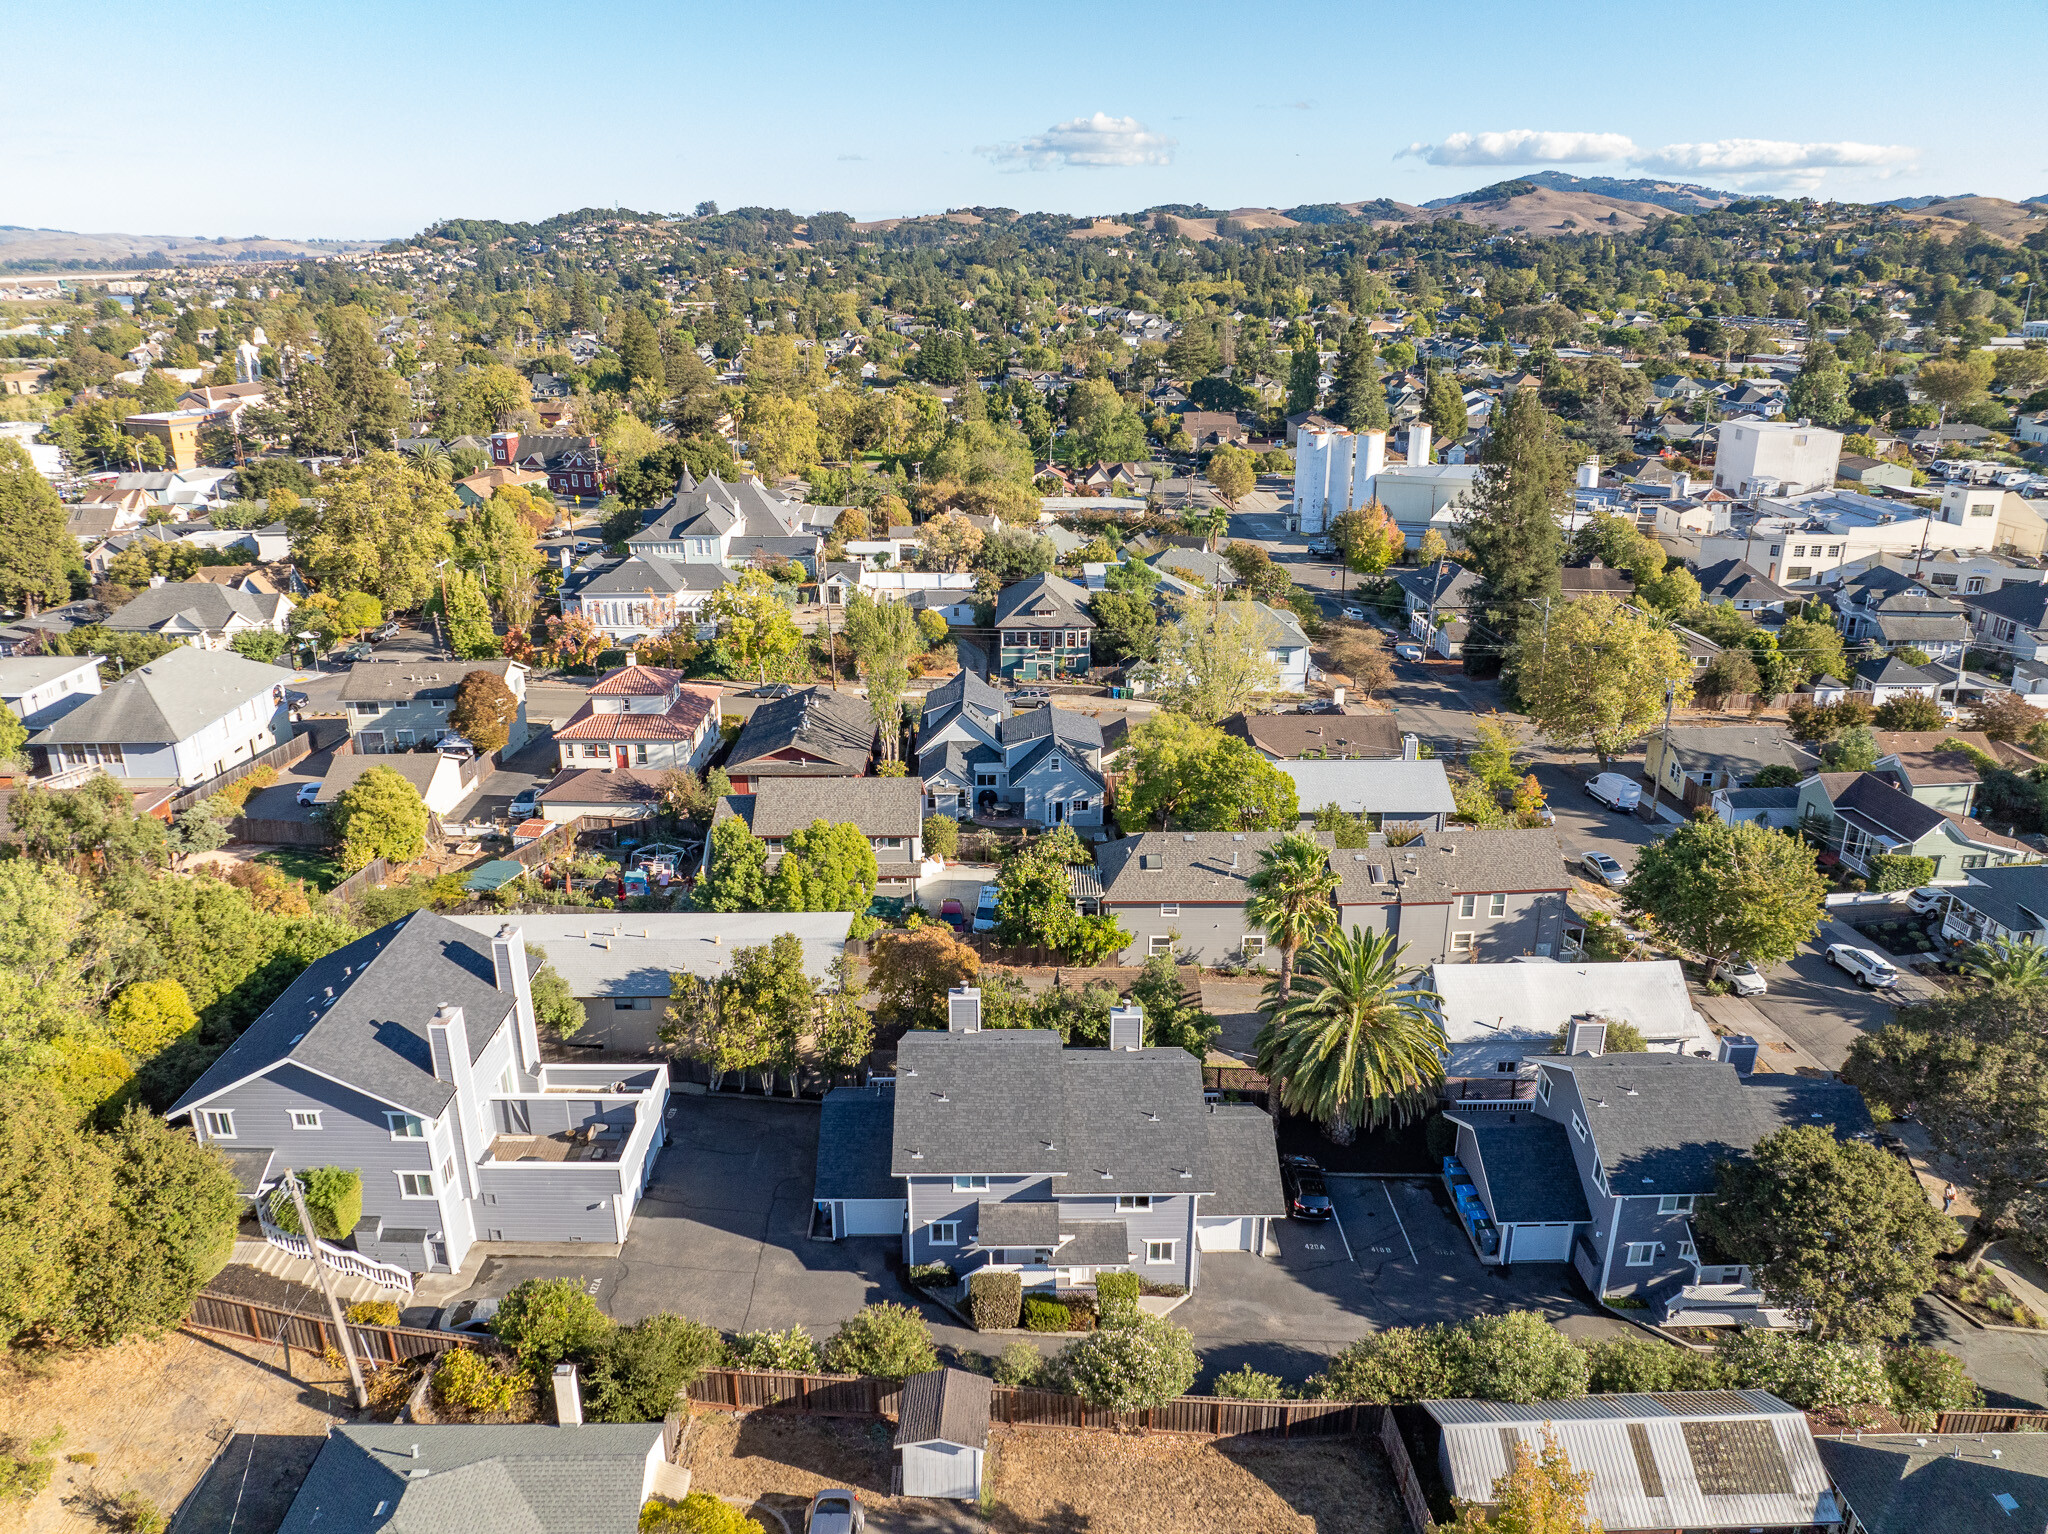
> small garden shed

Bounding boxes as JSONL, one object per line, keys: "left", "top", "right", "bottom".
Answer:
{"left": 894, "top": 1367, "right": 992, "bottom": 1500}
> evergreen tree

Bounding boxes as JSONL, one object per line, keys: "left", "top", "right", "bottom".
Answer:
{"left": 1286, "top": 345, "right": 1321, "bottom": 415}
{"left": 1456, "top": 389, "right": 1568, "bottom": 676}
{"left": 1423, "top": 366, "right": 1469, "bottom": 446}
{"left": 569, "top": 272, "right": 596, "bottom": 331}
{"left": 0, "top": 439, "right": 72, "bottom": 616}
{"left": 1332, "top": 327, "right": 1387, "bottom": 431}
{"left": 620, "top": 310, "right": 664, "bottom": 389}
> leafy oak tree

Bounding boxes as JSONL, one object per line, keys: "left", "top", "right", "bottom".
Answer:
{"left": 1510, "top": 596, "right": 1693, "bottom": 762}
{"left": 1114, "top": 714, "right": 1299, "bottom": 832}
{"left": 328, "top": 765, "right": 430, "bottom": 872}
{"left": 1621, "top": 817, "right": 1826, "bottom": 969}
{"left": 286, "top": 450, "right": 457, "bottom": 610}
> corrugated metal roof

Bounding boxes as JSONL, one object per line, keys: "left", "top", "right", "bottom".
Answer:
{"left": 1425, "top": 1391, "right": 1838, "bottom": 1530}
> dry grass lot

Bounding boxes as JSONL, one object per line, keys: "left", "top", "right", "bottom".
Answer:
{"left": 0, "top": 1330, "right": 347, "bottom": 1534}
{"left": 681, "top": 1410, "right": 1405, "bottom": 1534}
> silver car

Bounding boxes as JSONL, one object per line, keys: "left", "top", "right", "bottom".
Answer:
{"left": 804, "top": 1489, "right": 864, "bottom": 1534}
{"left": 1580, "top": 851, "right": 1627, "bottom": 889}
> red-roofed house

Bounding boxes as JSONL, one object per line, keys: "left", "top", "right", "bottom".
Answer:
{"left": 552, "top": 664, "right": 723, "bottom": 774}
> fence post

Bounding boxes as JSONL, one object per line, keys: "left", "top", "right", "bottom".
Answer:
{"left": 245, "top": 1303, "right": 260, "bottom": 1339}
{"left": 731, "top": 1372, "right": 741, "bottom": 1408}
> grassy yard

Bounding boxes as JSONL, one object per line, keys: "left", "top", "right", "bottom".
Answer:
{"left": 254, "top": 846, "right": 343, "bottom": 891}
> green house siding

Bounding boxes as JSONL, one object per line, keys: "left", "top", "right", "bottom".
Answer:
{"left": 999, "top": 628, "right": 1091, "bottom": 681}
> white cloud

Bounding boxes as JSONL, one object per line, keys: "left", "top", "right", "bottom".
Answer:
{"left": 978, "top": 113, "right": 1176, "bottom": 171}
{"left": 1632, "top": 138, "right": 1916, "bottom": 175}
{"left": 1396, "top": 130, "right": 1636, "bottom": 167}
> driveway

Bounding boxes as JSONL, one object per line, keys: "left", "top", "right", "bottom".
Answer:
{"left": 1527, "top": 759, "right": 1666, "bottom": 875}
{"left": 1744, "top": 916, "right": 1943, "bottom": 1071}
{"left": 1176, "top": 1176, "right": 1633, "bottom": 1385}
{"left": 1378, "top": 659, "right": 1502, "bottom": 749}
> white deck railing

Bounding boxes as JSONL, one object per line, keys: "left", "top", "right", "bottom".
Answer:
{"left": 258, "top": 1195, "right": 415, "bottom": 1294}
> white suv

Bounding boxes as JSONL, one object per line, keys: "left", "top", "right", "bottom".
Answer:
{"left": 1826, "top": 943, "right": 1899, "bottom": 988}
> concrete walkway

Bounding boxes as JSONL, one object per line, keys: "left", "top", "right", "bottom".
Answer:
{"left": 1695, "top": 993, "right": 1831, "bottom": 1075}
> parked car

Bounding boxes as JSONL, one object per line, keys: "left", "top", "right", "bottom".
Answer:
{"left": 1307, "top": 543, "right": 1338, "bottom": 558}
{"left": 1531, "top": 802, "right": 1555, "bottom": 826}
{"left": 574, "top": 540, "right": 595, "bottom": 553}
{"left": 1011, "top": 687, "right": 1052, "bottom": 703}
{"left": 436, "top": 1297, "right": 498, "bottom": 1336}
{"left": 1713, "top": 959, "right": 1768, "bottom": 997}
{"left": 973, "top": 884, "right": 999, "bottom": 932}
{"left": 295, "top": 782, "right": 321, "bottom": 807}
{"left": 939, "top": 898, "right": 967, "bottom": 931}
{"left": 1394, "top": 642, "right": 1424, "bottom": 661}
{"left": 1280, "top": 1155, "right": 1333, "bottom": 1221}
{"left": 1584, "top": 772, "right": 1642, "bottom": 812}
{"left": 1905, "top": 886, "right": 1945, "bottom": 916}
{"left": 284, "top": 689, "right": 309, "bottom": 710}
{"left": 743, "top": 682, "right": 798, "bottom": 699}
{"left": 508, "top": 787, "right": 540, "bottom": 819}
{"left": 1579, "top": 851, "right": 1627, "bottom": 889}
{"left": 1341, "top": 604, "right": 1365, "bottom": 620}
{"left": 1826, "top": 943, "right": 1899, "bottom": 988}
{"left": 371, "top": 622, "right": 400, "bottom": 641}
{"left": 804, "top": 1490, "right": 864, "bottom": 1534}
{"left": 338, "top": 643, "right": 375, "bottom": 663}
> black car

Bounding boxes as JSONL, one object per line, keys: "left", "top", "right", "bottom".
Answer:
{"left": 1280, "top": 1155, "right": 1333, "bottom": 1221}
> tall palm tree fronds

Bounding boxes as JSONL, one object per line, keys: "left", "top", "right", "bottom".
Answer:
{"left": 1243, "top": 831, "right": 1340, "bottom": 998}
{"left": 1960, "top": 935, "right": 2048, "bottom": 995}
{"left": 1255, "top": 926, "right": 1445, "bottom": 1145}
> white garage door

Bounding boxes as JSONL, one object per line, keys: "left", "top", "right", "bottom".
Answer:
{"left": 837, "top": 1200, "right": 905, "bottom": 1237}
{"left": 1197, "top": 1217, "right": 1254, "bottom": 1252}
{"left": 1507, "top": 1224, "right": 1573, "bottom": 1263}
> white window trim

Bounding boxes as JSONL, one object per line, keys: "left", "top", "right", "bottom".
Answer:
{"left": 1625, "top": 1242, "right": 1656, "bottom": 1267}
{"left": 1535, "top": 1071, "right": 1551, "bottom": 1104}
{"left": 386, "top": 1112, "right": 426, "bottom": 1141}
{"left": 202, "top": 1109, "right": 235, "bottom": 1139}
{"left": 1488, "top": 893, "right": 1506, "bottom": 918}
{"left": 1458, "top": 893, "right": 1477, "bottom": 919}
{"left": 1242, "top": 935, "right": 1267, "bottom": 957}
{"left": 953, "top": 1175, "right": 989, "bottom": 1192}
{"left": 1571, "top": 1112, "right": 1587, "bottom": 1142}
{"left": 396, "top": 1171, "right": 435, "bottom": 1200}
{"left": 1658, "top": 1194, "right": 1695, "bottom": 1214}
{"left": 289, "top": 1110, "right": 322, "bottom": 1131}
{"left": 1159, "top": 903, "right": 1179, "bottom": 917}
{"left": 928, "top": 1221, "right": 959, "bottom": 1247}
{"left": 1118, "top": 1195, "right": 1153, "bottom": 1212}
{"left": 1148, "top": 934, "right": 1173, "bottom": 956}
{"left": 1145, "top": 1239, "right": 1178, "bottom": 1265}
{"left": 1451, "top": 932, "right": 1475, "bottom": 952}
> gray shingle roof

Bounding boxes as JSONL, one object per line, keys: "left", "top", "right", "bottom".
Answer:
{"left": 1940, "top": 864, "right": 2048, "bottom": 937}
{"left": 726, "top": 687, "right": 875, "bottom": 775}
{"left": 1816, "top": 1433, "right": 2048, "bottom": 1534}
{"left": 170, "top": 911, "right": 514, "bottom": 1121}
{"left": 1056, "top": 1219, "right": 1133, "bottom": 1265}
{"left": 30, "top": 644, "right": 282, "bottom": 746}
{"left": 976, "top": 1199, "right": 1061, "bottom": 1246}
{"left": 1201, "top": 1105, "right": 1283, "bottom": 1219}
{"left": 1693, "top": 558, "right": 1793, "bottom": 605}
{"left": 894, "top": 1368, "right": 992, "bottom": 1450}
{"left": 340, "top": 658, "right": 520, "bottom": 704}
{"left": 1278, "top": 759, "right": 1457, "bottom": 818}
{"left": 1334, "top": 828, "right": 1570, "bottom": 907}
{"left": 1448, "top": 1113, "right": 1592, "bottom": 1224}
{"left": 1656, "top": 725, "right": 1811, "bottom": 780}
{"left": 1556, "top": 1055, "right": 1870, "bottom": 1192}
{"left": 1093, "top": 830, "right": 1309, "bottom": 905}
{"left": 1393, "top": 560, "right": 1481, "bottom": 610}
{"left": 278, "top": 1422, "right": 662, "bottom": 1534}
{"left": 815, "top": 1086, "right": 902, "bottom": 1201}
{"left": 104, "top": 580, "right": 283, "bottom": 635}
{"left": 563, "top": 554, "right": 731, "bottom": 599}
{"left": 1000, "top": 704, "right": 1101, "bottom": 750}
{"left": 737, "top": 774, "right": 924, "bottom": 838}
{"left": 991, "top": 573, "right": 1092, "bottom": 629}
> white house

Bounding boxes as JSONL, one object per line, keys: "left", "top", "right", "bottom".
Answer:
{"left": 553, "top": 664, "right": 723, "bottom": 774}
{"left": 316, "top": 750, "right": 480, "bottom": 820}
{"left": 0, "top": 654, "right": 102, "bottom": 728}
{"left": 28, "top": 645, "right": 289, "bottom": 787}
{"left": 1711, "top": 420, "right": 1842, "bottom": 497}
{"left": 104, "top": 579, "right": 293, "bottom": 649}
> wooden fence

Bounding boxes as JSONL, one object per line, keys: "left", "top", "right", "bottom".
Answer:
{"left": 1934, "top": 1408, "right": 2048, "bottom": 1433}
{"left": 185, "top": 1290, "right": 479, "bottom": 1365}
{"left": 681, "top": 1368, "right": 1365, "bottom": 1440}
{"left": 1381, "top": 1406, "right": 1438, "bottom": 1533}
{"left": 327, "top": 858, "right": 391, "bottom": 906}
{"left": 231, "top": 815, "right": 336, "bottom": 847}
{"left": 166, "top": 728, "right": 317, "bottom": 816}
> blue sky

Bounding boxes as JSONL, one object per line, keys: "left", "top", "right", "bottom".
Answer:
{"left": 7, "top": 0, "right": 2045, "bottom": 240}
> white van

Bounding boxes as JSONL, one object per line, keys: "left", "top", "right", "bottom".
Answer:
{"left": 1585, "top": 772, "right": 1642, "bottom": 812}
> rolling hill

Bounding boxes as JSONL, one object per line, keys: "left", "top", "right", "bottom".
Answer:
{"left": 1426, "top": 173, "right": 1737, "bottom": 214}
{"left": 0, "top": 226, "right": 383, "bottom": 271}
{"left": 1887, "top": 196, "right": 2048, "bottom": 245}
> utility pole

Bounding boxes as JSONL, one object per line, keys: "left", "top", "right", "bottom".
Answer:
{"left": 284, "top": 1172, "right": 367, "bottom": 1409}
{"left": 1645, "top": 682, "right": 1678, "bottom": 824}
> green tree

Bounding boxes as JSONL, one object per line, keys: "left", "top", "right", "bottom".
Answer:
{"left": 1256, "top": 927, "right": 1445, "bottom": 1144}
{"left": 1051, "top": 1314, "right": 1199, "bottom": 1411}
{"left": 1778, "top": 614, "right": 1847, "bottom": 687}
{"left": 105, "top": 979, "right": 199, "bottom": 1063}
{"left": 1206, "top": 444, "right": 1256, "bottom": 506}
{"left": 490, "top": 1276, "right": 615, "bottom": 1383}
{"left": 764, "top": 820, "right": 879, "bottom": 913}
{"left": 1331, "top": 326, "right": 1387, "bottom": 431}
{"left": 329, "top": 765, "right": 430, "bottom": 872}
{"left": 1286, "top": 345, "right": 1321, "bottom": 415}
{"left": 1152, "top": 600, "right": 1283, "bottom": 724}
{"left": 1872, "top": 695, "right": 1944, "bottom": 731}
{"left": 1846, "top": 987, "right": 2048, "bottom": 1259}
{"left": 1622, "top": 816, "right": 1826, "bottom": 968}
{"left": 444, "top": 569, "right": 498, "bottom": 659}
{"left": 869, "top": 926, "right": 979, "bottom": 1032}
{"left": 619, "top": 310, "right": 664, "bottom": 388}
{"left": 1449, "top": 1426, "right": 1598, "bottom": 1534}
{"left": 640, "top": 1493, "right": 764, "bottom": 1534}
{"left": 1114, "top": 714, "right": 1299, "bottom": 832}
{"left": 450, "top": 669, "right": 518, "bottom": 754}
{"left": 1695, "top": 1125, "right": 1952, "bottom": 1341}
{"left": 1125, "top": 954, "right": 1222, "bottom": 1058}
{"left": 1067, "top": 379, "right": 1149, "bottom": 464}
{"left": 996, "top": 839, "right": 1086, "bottom": 952}
{"left": 1787, "top": 362, "right": 1854, "bottom": 427}
{"left": 1243, "top": 832, "right": 1340, "bottom": 997}
{"left": 1510, "top": 596, "right": 1693, "bottom": 762}
{"left": 1958, "top": 936, "right": 2048, "bottom": 995}
{"left": 1819, "top": 724, "right": 1879, "bottom": 773}
{"left": 1866, "top": 853, "right": 1936, "bottom": 893}
{"left": 1456, "top": 389, "right": 1569, "bottom": 669}
{"left": 1423, "top": 367, "right": 1470, "bottom": 446}
{"left": 435, "top": 363, "right": 531, "bottom": 437}
{"left": 697, "top": 816, "right": 768, "bottom": 912}
{"left": 0, "top": 438, "right": 73, "bottom": 616}
{"left": 1330, "top": 502, "right": 1404, "bottom": 576}
{"left": 288, "top": 450, "right": 457, "bottom": 610}
{"left": 8, "top": 774, "right": 168, "bottom": 874}
{"left": 526, "top": 946, "right": 584, "bottom": 1039}
{"left": 228, "top": 630, "right": 292, "bottom": 664}
{"left": 455, "top": 493, "right": 544, "bottom": 620}
{"left": 842, "top": 590, "right": 922, "bottom": 766}
{"left": 267, "top": 1166, "right": 362, "bottom": 1241}
{"left": 584, "top": 1312, "right": 723, "bottom": 1423}
{"left": 1089, "top": 587, "right": 1161, "bottom": 666}
{"left": 922, "top": 814, "right": 959, "bottom": 860}
{"left": 821, "top": 1301, "right": 938, "bottom": 1380}
{"left": 707, "top": 570, "right": 803, "bottom": 681}
{"left": 718, "top": 932, "right": 817, "bottom": 1094}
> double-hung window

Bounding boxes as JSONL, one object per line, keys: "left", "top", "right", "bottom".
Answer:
{"left": 953, "top": 1175, "right": 989, "bottom": 1192}
{"left": 1488, "top": 894, "right": 1506, "bottom": 917}
{"left": 1149, "top": 934, "right": 1174, "bottom": 956}
{"left": 1242, "top": 935, "right": 1266, "bottom": 957}
{"left": 1118, "top": 1195, "right": 1152, "bottom": 1212}
{"left": 202, "top": 1109, "right": 235, "bottom": 1139}
{"left": 1571, "top": 1112, "right": 1587, "bottom": 1142}
{"left": 1458, "top": 893, "right": 1477, "bottom": 919}
{"left": 1657, "top": 1194, "right": 1695, "bottom": 1214}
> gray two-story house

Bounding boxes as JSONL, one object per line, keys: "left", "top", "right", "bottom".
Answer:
{"left": 1086, "top": 830, "right": 1305, "bottom": 968}
{"left": 811, "top": 995, "right": 1283, "bottom": 1294}
{"left": 169, "top": 913, "right": 670, "bottom": 1278}
{"left": 993, "top": 573, "right": 1093, "bottom": 682}
{"left": 914, "top": 680, "right": 1106, "bottom": 828}
{"left": 712, "top": 775, "right": 928, "bottom": 897}
{"left": 341, "top": 658, "right": 530, "bottom": 757}
{"left": 1334, "top": 828, "right": 1574, "bottom": 963}
{"left": 1446, "top": 1044, "right": 1867, "bottom": 1312}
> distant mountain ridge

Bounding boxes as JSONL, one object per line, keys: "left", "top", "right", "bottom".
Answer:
{"left": 0, "top": 225, "right": 383, "bottom": 273}
{"left": 1424, "top": 172, "right": 1738, "bottom": 213}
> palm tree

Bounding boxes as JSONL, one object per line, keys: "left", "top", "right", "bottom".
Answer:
{"left": 1255, "top": 926, "right": 1445, "bottom": 1145}
{"left": 1243, "top": 832, "right": 1339, "bottom": 998}
{"left": 1960, "top": 935, "right": 2048, "bottom": 995}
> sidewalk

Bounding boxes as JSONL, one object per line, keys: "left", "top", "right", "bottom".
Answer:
{"left": 1695, "top": 993, "right": 1831, "bottom": 1075}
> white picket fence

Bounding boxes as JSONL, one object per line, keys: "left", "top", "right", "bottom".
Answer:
{"left": 257, "top": 1194, "right": 415, "bottom": 1294}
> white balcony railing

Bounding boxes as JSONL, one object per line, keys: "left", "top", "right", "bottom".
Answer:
{"left": 258, "top": 1192, "right": 415, "bottom": 1294}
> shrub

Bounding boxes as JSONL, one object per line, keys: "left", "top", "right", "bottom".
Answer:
{"left": 1868, "top": 853, "right": 1936, "bottom": 893}
{"left": 1582, "top": 1338, "right": 1733, "bottom": 1395}
{"left": 1316, "top": 1312, "right": 1588, "bottom": 1404}
{"left": 639, "top": 1491, "right": 766, "bottom": 1534}
{"left": 1713, "top": 1331, "right": 1892, "bottom": 1413}
{"left": 490, "top": 1278, "right": 615, "bottom": 1382}
{"left": 1885, "top": 1343, "right": 1984, "bottom": 1414}
{"left": 111, "top": 1491, "right": 165, "bottom": 1534}
{"left": 969, "top": 1271, "right": 1023, "bottom": 1331}
{"left": 433, "top": 1348, "right": 517, "bottom": 1415}
{"left": 0, "top": 1431, "right": 61, "bottom": 1503}
{"left": 1058, "top": 1295, "right": 1098, "bottom": 1332}
{"left": 212, "top": 766, "right": 278, "bottom": 816}
{"left": 269, "top": 1167, "right": 363, "bottom": 1242}
{"left": 1094, "top": 1271, "right": 1141, "bottom": 1328}
{"left": 1211, "top": 1365, "right": 1286, "bottom": 1400}
{"left": 823, "top": 1302, "right": 938, "bottom": 1380}
{"left": 1021, "top": 1296, "right": 1071, "bottom": 1333}
{"left": 1136, "top": 1279, "right": 1186, "bottom": 1298}
{"left": 993, "top": 1342, "right": 1043, "bottom": 1386}
{"left": 907, "top": 1261, "right": 955, "bottom": 1290}
{"left": 1050, "top": 1315, "right": 1199, "bottom": 1411}
{"left": 922, "top": 815, "right": 960, "bottom": 859}
{"left": 585, "top": 1313, "right": 725, "bottom": 1423}
{"left": 724, "top": 1326, "right": 819, "bottom": 1372}
{"left": 346, "top": 1300, "right": 401, "bottom": 1327}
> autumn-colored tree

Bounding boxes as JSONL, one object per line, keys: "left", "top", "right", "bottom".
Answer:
{"left": 1451, "top": 1427, "right": 1600, "bottom": 1533}
{"left": 870, "top": 926, "right": 980, "bottom": 1032}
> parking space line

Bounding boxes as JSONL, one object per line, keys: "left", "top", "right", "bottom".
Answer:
{"left": 1329, "top": 1205, "right": 1354, "bottom": 1263}
{"left": 1382, "top": 1182, "right": 1418, "bottom": 1264}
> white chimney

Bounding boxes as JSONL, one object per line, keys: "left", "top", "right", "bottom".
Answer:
{"left": 1408, "top": 423, "right": 1432, "bottom": 465}
{"left": 947, "top": 987, "right": 982, "bottom": 1033}
{"left": 1332, "top": 686, "right": 1346, "bottom": 708}
{"left": 1108, "top": 1005, "right": 1144, "bottom": 1051}
{"left": 623, "top": 649, "right": 637, "bottom": 668}
{"left": 1564, "top": 1018, "right": 1606, "bottom": 1057}
{"left": 1402, "top": 733, "right": 1421, "bottom": 761}
{"left": 1577, "top": 457, "right": 1600, "bottom": 490}
{"left": 491, "top": 924, "right": 540, "bottom": 1076}
{"left": 552, "top": 1362, "right": 584, "bottom": 1426}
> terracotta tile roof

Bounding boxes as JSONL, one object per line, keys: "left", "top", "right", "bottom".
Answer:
{"left": 587, "top": 663, "right": 694, "bottom": 696}
{"left": 553, "top": 682, "right": 718, "bottom": 742}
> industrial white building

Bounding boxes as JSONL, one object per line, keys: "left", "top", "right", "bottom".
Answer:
{"left": 1711, "top": 420, "right": 1843, "bottom": 498}
{"left": 1293, "top": 422, "right": 1480, "bottom": 546}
